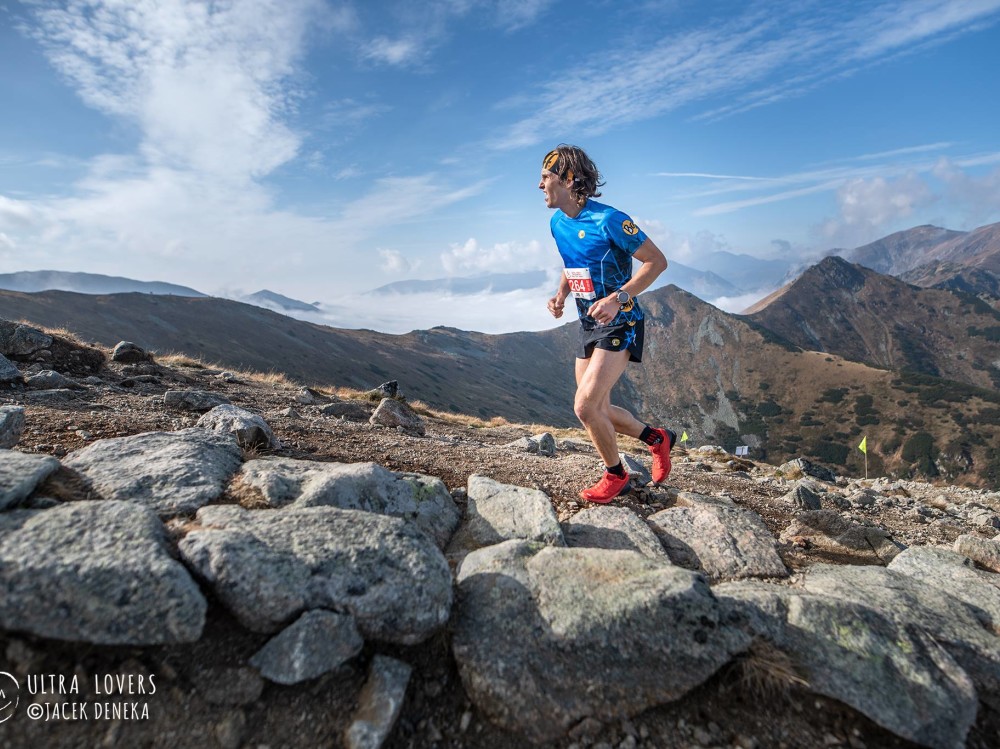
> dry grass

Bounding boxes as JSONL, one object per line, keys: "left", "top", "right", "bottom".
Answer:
{"left": 23, "top": 322, "right": 91, "bottom": 346}
{"left": 35, "top": 466, "right": 96, "bottom": 502}
{"left": 154, "top": 351, "right": 298, "bottom": 388}
{"left": 735, "top": 639, "right": 809, "bottom": 699}
{"left": 156, "top": 353, "right": 207, "bottom": 369}
{"left": 223, "top": 475, "right": 270, "bottom": 510}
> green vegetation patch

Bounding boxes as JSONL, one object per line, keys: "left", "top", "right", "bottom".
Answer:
{"left": 819, "top": 388, "right": 848, "bottom": 404}
{"left": 809, "top": 440, "right": 850, "bottom": 466}
{"left": 901, "top": 432, "right": 938, "bottom": 477}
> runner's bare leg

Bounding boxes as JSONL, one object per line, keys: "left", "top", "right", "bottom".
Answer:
{"left": 574, "top": 348, "right": 643, "bottom": 467}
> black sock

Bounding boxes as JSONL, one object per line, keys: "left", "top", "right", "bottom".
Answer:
{"left": 606, "top": 462, "right": 626, "bottom": 477}
{"left": 640, "top": 426, "right": 663, "bottom": 446}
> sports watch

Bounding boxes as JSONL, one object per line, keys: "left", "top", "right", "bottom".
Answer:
{"left": 615, "top": 289, "right": 631, "bottom": 307}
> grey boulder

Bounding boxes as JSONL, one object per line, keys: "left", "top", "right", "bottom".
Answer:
{"left": 0, "top": 449, "right": 60, "bottom": 510}
{"left": 163, "top": 389, "right": 232, "bottom": 411}
{"left": 238, "top": 458, "right": 460, "bottom": 549}
{"left": 0, "top": 321, "right": 52, "bottom": 357}
{"left": 452, "top": 541, "right": 748, "bottom": 743}
{"left": 562, "top": 505, "right": 668, "bottom": 560}
{"left": 717, "top": 580, "right": 976, "bottom": 749}
{"left": 447, "top": 475, "right": 564, "bottom": 558}
{"left": 648, "top": 504, "right": 788, "bottom": 580}
{"left": 249, "top": 609, "right": 364, "bottom": 685}
{"left": 369, "top": 398, "right": 425, "bottom": 436}
{"left": 888, "top": 545, "right": 1000, "bottom": 632}
{"left": 0, "top": 501, "right": 206, "bottom": 644}
{"left": 800, "top": 563, "right": 1000, "bottom": 708}
{"left": 780, "top": 510, "right": 905, "bottom": 564}
{"left": 197, "top": 404, "right": 280, "bottom": 450}
{"left": 954, "top": 534, "right": 1000, "bottom": 573}
{"left": 111, "top": 341, "right": 151, "bottom": 363}
{"left": 0, "top": 406, "right": 26, "bottom": 449}
{"left": 0, "top": 354, "right": 20, "bottom": 384}
{"left": 178, "top": 505, "right": 452, "bottom": 643}
{"left": 63, "top": 428, "right": 242, "bottom": 516}
{"left": 344, "top": 655, "right": 412, "bottom": 749}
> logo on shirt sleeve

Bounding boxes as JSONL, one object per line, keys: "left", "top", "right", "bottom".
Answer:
{"left": 621, "top": 219, "right": 639, "bottom": 236}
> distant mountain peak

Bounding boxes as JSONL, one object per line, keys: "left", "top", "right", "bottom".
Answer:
{"left": 243, "top": 290, "right": 319, "bottom": 312}
{"left": 0, "top": 270, "right": 205, "bottom": 297}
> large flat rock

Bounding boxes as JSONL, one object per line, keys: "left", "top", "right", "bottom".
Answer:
{"left": 452, "top": 540, "right": 748, "bottom": 742}
{"left": 0, "top": 449, "right": 60, "bottom": 510}
{"left": 888, "top": 545, "right": 1000, "bottom": 633}
{"left": 717, "top": 580, "right": 976, "bottom": 749}
{"left": 0, "top": 501, "right": 206, "bottom": 644}
{"left": 648, "top": 504, "right": 788, "bottom": 580}
{"left": 800, "top": 563, "right": 1000, "bottom": 708}
{"left": 63, "top": 428, "right": 242, "bottom": 516}
{"left": 238, "top": 458, "right": 460, "bottom": 549}
{"left": 179, "top": 505, "right": 452, "bottom": 643}
{"left": 446, "top": 475, "right": 564, "bottom": 558}
{"left": 562, "top": 505, "right": 668, "bottom": 560}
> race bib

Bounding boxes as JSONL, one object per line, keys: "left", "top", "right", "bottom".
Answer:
{"left": 565, "top": 268, "right": 596, "bottom": 300}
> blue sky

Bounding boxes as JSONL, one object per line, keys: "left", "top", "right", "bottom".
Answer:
{"left": 2, "top": 0, "right": 1000, "bottom": 333}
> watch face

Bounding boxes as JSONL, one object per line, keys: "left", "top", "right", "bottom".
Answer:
{"left": 617, "top": 291, "right": 629, "bottom": 303}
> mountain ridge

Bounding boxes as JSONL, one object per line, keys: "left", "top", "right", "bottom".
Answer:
{"left": 4, "top": 282, "right": 1000, "bottom": 487}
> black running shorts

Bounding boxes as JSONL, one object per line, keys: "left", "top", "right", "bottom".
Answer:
{"left": 577, "top": 318, "right": 645, "bottom": 363}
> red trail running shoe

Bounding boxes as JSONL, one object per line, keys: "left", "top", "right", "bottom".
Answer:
{"left": 649, "top": 428, "right": 677, "bottom": 483}
{"left": 580, "top": 471, "right": 630, "bottom": 503}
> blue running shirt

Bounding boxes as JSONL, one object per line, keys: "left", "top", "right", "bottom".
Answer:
{"left": 550, "top": 199, "right": 648, "bottom": 327}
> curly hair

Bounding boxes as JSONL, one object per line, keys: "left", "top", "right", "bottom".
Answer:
{"left": 542, "top": 144, "right": 604, "bottom": 205}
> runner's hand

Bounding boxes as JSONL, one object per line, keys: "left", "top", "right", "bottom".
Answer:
{"left": 548, "top": 296, "right": 565, "bottom": 318}
{"left": 587, "top": 295, "right": 619, "bottom": 325}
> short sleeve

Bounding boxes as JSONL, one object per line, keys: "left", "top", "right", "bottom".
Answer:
{"left": 604, "top": 211, "right": 648, "bottom": 255}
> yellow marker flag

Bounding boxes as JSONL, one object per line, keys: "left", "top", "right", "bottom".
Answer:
{"left": 858, "top": 436, "right": 867, "bottom": 454}
{"left": 681, "top": 431, "right": 689, "bottom": 443}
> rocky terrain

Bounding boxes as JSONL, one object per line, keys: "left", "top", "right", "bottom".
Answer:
{"left": 1, "top": 319, "right": 1000, "bottom": 749}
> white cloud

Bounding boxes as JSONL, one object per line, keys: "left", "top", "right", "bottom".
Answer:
{"left": 379, "top": 248, "right": 412, "bottom": 274}
{"left": 440, "top": 237, "right": 554, "bottom": 275}
{"left": 363, "top": 36, "right": 423, "bottom": 66}
{"left": 0, "top": 195, "right": 37, "bottom": 228}
{"left": 0, "top": 232, "right": 15, "bottom": 253}
{"left": 492, "top": 1, "right": 1000, "bottom": 148}
{"left": 933, "top": 158, "right": 1000, "bottom": 227}
{"left": 711, "top": 289, "right": 780, "bottom": 314}
{"left": 294, "top": 287, "right": 562, "bottom": 334}
{"left": 30, "top": 0, "right": 321, "bottom": 181}
{"left": 639, "top": 224, "right": 731, "bottom": 266}
{"left": 494, "top": 0, "right": 554, "bottom": 30}
{"left": 817, "top": 172, "right": 937, "bottom": 247}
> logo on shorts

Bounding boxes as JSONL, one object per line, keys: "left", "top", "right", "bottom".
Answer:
{"left": 611, "top": 338, "right": 621, "bottom": 347}
{"left": 622, "top": 220, "right": 639, "bottom": 236}
{"left": 627, "top": 319, "right": 636, "bottom": 326}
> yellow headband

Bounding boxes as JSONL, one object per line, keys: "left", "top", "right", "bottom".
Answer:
{"left": 542, "top": 149, "right": 574, "bottom": 182}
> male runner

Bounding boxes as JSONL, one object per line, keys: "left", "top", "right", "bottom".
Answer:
{"left": 540, "top": 144, "right": 676, "bottom": 502}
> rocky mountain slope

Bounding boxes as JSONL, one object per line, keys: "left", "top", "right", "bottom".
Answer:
{"left": 743, "top": 255, "right": 1000, "bottom": 389}
{"left": 1, "top": 321, "right": 999, "bottom": 749}
{"left": 5, "top": 285, "right": 1000, "bottom": 490}
{"left": 843, "top": 225, "right": 967, "bottom": 277}
{"left": 843, "top": 222, "right": 1000, "bottom": 303}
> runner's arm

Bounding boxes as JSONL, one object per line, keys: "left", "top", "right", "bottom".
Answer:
{"left": 548, "top": 274, "right": 570, "bottom": 318}
{"left": 586, "top": 239, "right": 667, "bottom": 323}
{"left": 619, "top": 239, "right": 667, "bottom": 297}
